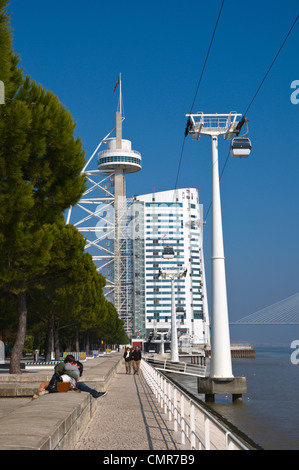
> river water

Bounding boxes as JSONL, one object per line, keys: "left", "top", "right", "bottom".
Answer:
{"left": 171, "top": 347, "right": 299, "bottom": 450}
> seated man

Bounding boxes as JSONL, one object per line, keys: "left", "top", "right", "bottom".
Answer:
{"left": 33, "top": 355, "right": 107, "bottom": 399}
{"left": 73, "top": 361, "right": 106, "bottom": 398}
{"left": 55, "top": 355, "right": 79, "bottom": 382}
{"left": 33, "top": 354, "right": 77, "bottom": 398}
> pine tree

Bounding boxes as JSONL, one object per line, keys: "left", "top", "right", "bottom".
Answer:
{"left": 0, "top": 1, "right": 87, "bottom": 372}
{"left": 0, "top": 0, "right": 22, "bottom": 101}
{"left": 27, "top": 220, "right": 108, "bottom": 359}
{"left": 101, "top": 302, "right": 129, "bottom": 348}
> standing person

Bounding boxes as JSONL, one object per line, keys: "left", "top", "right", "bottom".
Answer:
{"left": 123, "top": 347, "right": 132, "bottom": 374}
{"left": 132, "top": 345, "right": 142, "bottom": 375}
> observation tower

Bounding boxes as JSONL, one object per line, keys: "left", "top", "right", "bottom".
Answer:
{"left": 98, "top": 76, "right": 141, "bottom": 331}
{"left": 66, "top": 75, "right": 142, "bottom": 335}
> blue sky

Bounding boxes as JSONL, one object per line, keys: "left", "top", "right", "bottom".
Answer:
{"left": 7, "top": 0, "right": 299, "bottom": 345}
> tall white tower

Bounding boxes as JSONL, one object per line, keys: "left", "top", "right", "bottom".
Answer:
{"left": 67, "top": 76, "right": 142, "bottom": 335}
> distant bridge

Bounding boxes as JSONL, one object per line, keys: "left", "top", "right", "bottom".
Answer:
{"left": 230, "top": 292, "right": 299, "bottom": 325}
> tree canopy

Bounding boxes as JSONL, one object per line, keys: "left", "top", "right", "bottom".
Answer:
{"left": 0, "top": 0, "right": 86, "bottom": 372}
{"left": 0, "top": 1, "right": 128, "bottom": 372}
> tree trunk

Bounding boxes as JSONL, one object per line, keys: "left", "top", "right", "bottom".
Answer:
{"left": 54, "top": 320, "right": 60, "bottom": 360}
{"left": 75, "top": 326, "right": 79, "bottom": 351}
{"left": 45, "top": 316, "right": 54, "bottom": 361}
{"left": 10, "top": 291, "right": 27, "bottom": 374}
{"left": 84, "top": 332, "right": 90, "bottom": 353}
{"left": 33, "top": 333, "right": 38, "bottom": 351}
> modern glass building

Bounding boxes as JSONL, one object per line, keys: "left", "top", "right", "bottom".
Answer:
{"left": 132, "top": 188, "right": 210, "bottom": 350}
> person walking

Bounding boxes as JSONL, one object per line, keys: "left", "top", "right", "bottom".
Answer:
{"left": 131, "top": 345, "right": 142, "bottom": 375}
{"left": 123, "top": 347, "right": 132, "bottom": 374}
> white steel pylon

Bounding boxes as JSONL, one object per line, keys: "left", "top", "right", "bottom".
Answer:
{"left": 186, "top": 112, "right": 249, "bottom": 379}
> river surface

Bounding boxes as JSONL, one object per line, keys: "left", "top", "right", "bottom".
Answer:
{"left": 171, "top": 347, "right": 299, "bottom": 450}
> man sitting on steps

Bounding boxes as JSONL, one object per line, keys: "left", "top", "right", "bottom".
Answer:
{"left": 33, "top": 355, "right": 107, "bottom": 399}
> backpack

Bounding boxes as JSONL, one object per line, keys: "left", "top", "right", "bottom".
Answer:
{"left": 47, "top": 373, "right": 62, "bottom": 393}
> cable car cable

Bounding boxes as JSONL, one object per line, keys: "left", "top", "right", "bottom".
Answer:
{"left": 174, "top": 0, "right": 225, "bottom": 190}
{"left": 243, "top": 14, "right": 298, "bottom": 117}
{"left": 188, "top": 0, "right": 225, "bottom": 117}
{"left": 204, "top": 14, "right": 298, "bottom": 221}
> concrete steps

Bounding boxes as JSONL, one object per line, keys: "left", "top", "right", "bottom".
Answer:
{"left": 0, "top": 353, "right": 122, "bottom": 450}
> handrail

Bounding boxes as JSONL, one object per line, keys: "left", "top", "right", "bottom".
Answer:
{"left": 145, "top": 357, "right": 207, "bottom": 377}
{"left": 141, "top": 359, "right": 251, "bottom": 451}
{"left": 98, "top": 148, "right": 141, "bottom": 158}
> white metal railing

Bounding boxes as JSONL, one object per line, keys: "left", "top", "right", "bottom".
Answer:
{"left": 141, "top": 359, "right": 251, "bottom": 451}
{"left": 145, "top": 357, "right": 207, "bottom": 377}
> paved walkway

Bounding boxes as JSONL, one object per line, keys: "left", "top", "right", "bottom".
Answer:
{"left": 75, "top": 367, "right": 182, "bottom": 451}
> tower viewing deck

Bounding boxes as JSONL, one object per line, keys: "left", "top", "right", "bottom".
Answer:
{"left": 98, "top": 138, "right": 142, "bottom": 173}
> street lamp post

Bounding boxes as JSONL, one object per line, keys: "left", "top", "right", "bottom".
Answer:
{"left": 159, "top": 247, "right": 187, "bottom": 362}
{"left": 170, "top": 275, "right": 178, "bottom": 362}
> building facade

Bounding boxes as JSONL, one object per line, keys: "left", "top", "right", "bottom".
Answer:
{"left": 132, "top": 188, "right": 210, "bottom": 350}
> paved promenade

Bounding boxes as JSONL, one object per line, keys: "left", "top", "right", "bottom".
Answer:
{"left": 0, "top": 353, "right": 181, "bottom": 450}
{"left": 75, "top": 366, "right": 181, "bottom": 450}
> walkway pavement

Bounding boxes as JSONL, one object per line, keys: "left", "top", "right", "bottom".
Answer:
{"left": 75, "top": 367, "right": 181, "bottom": 450}
{"left": 0, "top": 353, "right": 182, "bottom": 450}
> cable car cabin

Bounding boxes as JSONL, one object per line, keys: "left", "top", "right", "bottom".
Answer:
{"left": 176, "top": 306, "right": 185, "bottom": 315}
{"left": 230, "top": 137, "right": 251, "bottom": 158}
{"left": 162, "top": 246, "right": 174, "bottom": 259}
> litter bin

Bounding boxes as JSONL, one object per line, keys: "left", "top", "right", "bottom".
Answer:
{"left": 34, "top": 349, "right": 39, "bottom": 362}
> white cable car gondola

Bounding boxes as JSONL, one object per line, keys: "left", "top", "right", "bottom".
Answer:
{"left": 176, "top": 306, "right": 185, "bottom": 315}
{"left": 230, "top": 137, "right": 251, "bottom": 158}
{"left": 162, "top": 246, "right": 175, "bottom": 259}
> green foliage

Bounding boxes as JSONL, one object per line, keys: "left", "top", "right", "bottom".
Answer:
{"left": 0, "top": 288, "right": 18, "bottom": 330}
{"left": 27, "top": 219, "right": 108, "bottom": 332}
{"left": 0, "top": 10, "right": 87, "bottom": 299}
{"left": 0, "top": 0, "right": 23, "bottom": 100}
{"left": 0, "top": 2, "right": 128, "bottom": 360}
{"left": 101, "top": 302, "right": 129, "bottom": 346}
{"left": 0, "top": 78, "right": 86, "bottom": 227}
{"left": 23, "top": 334, "right": 34, "bottom": 353}
{"left": 13, "top": 78, "right": 86, "bottom": 220}
{"left": 0, "top": 223, "right": 54, "bottom": 295}
{"left": 0, "top": 2, "right": 88, "bottom": 370}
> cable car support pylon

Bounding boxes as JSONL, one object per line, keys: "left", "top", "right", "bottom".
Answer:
{"left": 185, "top": 112, "right": 250, "bottom": 403}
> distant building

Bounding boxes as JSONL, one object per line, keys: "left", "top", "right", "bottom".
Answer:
{"left": 132, "top": 188, "right": 210, "bottom": 350}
